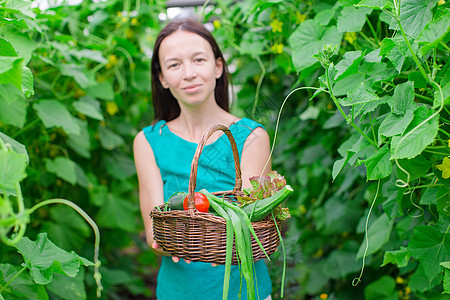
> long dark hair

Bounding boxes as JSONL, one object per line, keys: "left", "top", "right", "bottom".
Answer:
{"left": 151, "top": 18, "right": 230, "bottom": 122}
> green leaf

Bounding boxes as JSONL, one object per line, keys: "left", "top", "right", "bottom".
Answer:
{"left": 42, "top": 205, "right": 90, "bottom": 251}
{"left": 2, "top": 26, "right": 36, "bottom": 65}
{"left": 409, "top": 264, "right": 443, "bottom": 293}
{"left": 239, "top": 32, "right": 265, "bottom": 56}
{"left": 0, "top": 17, "right": 29, "bottom": 29}
{"left": 340, "top": 81, "right": 380, "bottom": 106}
{"left": 356, "top": 0, "right": 392, "bottom": 9}
{"left": 356, "top": 213, "right": 393, "bottom": 259}
{"left": 73, "top": 96, "right": 104, "bottom": 120}
{"left": 98, "top": 126, "right": 124, "bottom": 150}
{"left": 396, "top": 155, "right": 433, "bottom": 183}
{"left": 85, "top": 80, "right": 115, "bottom": 101}
{"left": 288, "top": 20, "right": 342, "bottom": 72}
{"left": 337, "top": 6, "right": 372, "bottom": 33}
{"left": 444, "top": 267, "right": 450, "bottom": 294}
{"left": 34, "top": 100, "right": 80, "bottom": 135}
{"left": 364, "top": 144, "right": 392, "bottom": 180}
{"left": 96, "top": 194, "right": 138, "bottom": 231}
{"left": 389, "top": 81, "right": 416, "bottom": 115}
{"left": 21, "top": 66, "right": 34, "bottom": 97}
{"left": 381, "top": 247, "right": 411, "bottom": 267}
{"left": 57, "top": 63, "right": 96, "bottom": 89}
{"left": 407, "top": 225, "right": 450, "bottom": 283}
{"left": 314, "top": 8, "right": 335, "bottom": 26}
{"left": 333, "top": 50, "right": 364, "bottom": 82}
{"left": 324, "top": 247, "right": 362, "bottom": 279}
{"left": 416, "top": 11, "right": 450, "bottom": 56}
{"left": 391, "top": 106, "right": 439, "bottom": 159}
{"left": 380, "top": 36, "right": 412, "bottom": 72}
{"left": 0, "top": 38, "right": 18, "bottom": 56}
{"left": 399, "top": 0, "right": 437, "bottom": 39}
{"left": 437, "top": 191, "right": 450, "bottom": 217}
{"left": 379, "top": 111, "right": 415, "bottom": 138}
{"left": 104, "top": 152, "right": 136, "bottom": 180}
{"left": 45, "top": 156, "right": 77, "bottom": 185}
{"left": 46, "top": 269, "right": 87, "bottom": 300}
{"left": 0, "top": 148, "right": 28, "bottom": 191}
{"left": 379, "top": 81, "right": 417, "bottom": 137}
{"left": 0, "top": 56, "right": 23, "bottom": 89}
{"left": 0, "top": 83, "right": 27, "bottom": 128}
{"left": 69, "top": 49, "right": 107, "bottom": 63}
{"left": 0, "top": 132, "right": 28, "bottom": 161}
{"left": 0, "top": 263, "right": 48, "bottom": 300}
{"left": 67, "top": 119, "right": 91, "bottom": 159}
{"left": 364, "top": 275, "right": 397, "bottom": 300}
{"left": 14, "top": 233, "right": 93, "bottom": 285}
{"left": 5, "top": 0, "right": 36, "bottom": 18}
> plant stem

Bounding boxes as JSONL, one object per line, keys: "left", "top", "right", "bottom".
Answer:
{"left": 365, "top": 16, "right": 380, "bottom": 45}
{"left": 0, "top": 265, "right": 26, "bottom": 293}
{"left": 251, "top": 56, "right": 266, "bottom": 117}
{"left": 359, "top": 31, "right": 378, "bottom": 48}
{"left": 11, "top": 118, "right": 40, "bottom": 139}
{"left": 325, "top": 68, "right": 378, "bottom": 148}
{"left": 440, "top": 41, "right": 450, "bottom": 52}
{"left": 397, "top": 20, "right": 430, "bottom": 85}
{"left": 415, "top": 93, "right": 433, "bottom": 103}
{"left": 440, "top": 128, "right": 450, "bottom": 138}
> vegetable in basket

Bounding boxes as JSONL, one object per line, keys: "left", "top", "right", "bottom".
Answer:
{"left": 238, "top": 170, "right": 292, "bottom": 221}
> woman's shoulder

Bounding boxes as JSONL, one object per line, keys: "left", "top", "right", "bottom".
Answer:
{"left": 142, "top": 120, "right": 166, "bottom": 136}
{"left": 236, "top": 117, "right": 265, "bottom": 130}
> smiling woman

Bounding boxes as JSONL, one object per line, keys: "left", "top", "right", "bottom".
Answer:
{"left": 133, "top": 18, "right": 272, "bottom": 300}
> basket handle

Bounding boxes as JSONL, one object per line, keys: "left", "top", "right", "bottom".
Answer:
{"left": 187, "top": 124, "right": 242, "bottom": 210}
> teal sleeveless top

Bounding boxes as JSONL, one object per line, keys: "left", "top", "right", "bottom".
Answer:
{"left": 143, "top": 118, "right": 272, "bottom": 300}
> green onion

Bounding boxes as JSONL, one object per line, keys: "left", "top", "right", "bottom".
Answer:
{"left": 201, "top": 190, "right": 271, "bottom": 261}
{"left": 207, "top": 196, "right": 234, "bottom": 300}
{"left": 272, "top": 212, "right": 286, "bottom": 298}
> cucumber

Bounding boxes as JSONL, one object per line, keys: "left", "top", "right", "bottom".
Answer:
{"left": 241, "top": 185, "right": 293, "bottom": 221}
{"left": 167, "top": 192, "right": 187, "bottom": 210}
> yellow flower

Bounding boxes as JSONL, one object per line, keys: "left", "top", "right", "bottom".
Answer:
{"left": 106, "top": 54, "right": 118, "bottom": 69}
{"left": 270, "top": 43, "right": 283, "bottom": 54}
{"left": 270, "top": 19, "right": 283, "bottom": 33}
{"left": 213, "top": 19, "right": 221, "bottom": 29}
{"left": 131, "top": 18, "right": 138, "bottom": 26}
{"left": 344, "top": 32, "right": 357, "bottom": 44}
{"left": 436, "top": 157, "right": 450, "bottom": 179}
{"left": 106, "top": 101, "right": 119, "bottom": 116}
{"left": 438, "top": 0, "right": 445, "bottom": 5}
{"left": 396, "top": 276, "right": 405, "bottom": 284}
{"left": 299, "top": 204, "right": 307, "bottom": 214}
{"left": 320, "top": 293, "right": 328, "bottom": 300}
{"left": 296, "top": 12, "right": 307, "bottom": 24}
{"left": 447, "top": 139, "right": 450, "bottom": 148}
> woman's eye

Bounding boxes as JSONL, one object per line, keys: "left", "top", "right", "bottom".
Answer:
{"left": 195, "top": 58, "right": 205, "bottom": 62}
{"left": 168, "top": 63, "right": 179, "bottom": 69}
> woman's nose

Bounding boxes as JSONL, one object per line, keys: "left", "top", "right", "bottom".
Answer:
{"left": 183, "top": 63, "right": 197, "bottom": 79}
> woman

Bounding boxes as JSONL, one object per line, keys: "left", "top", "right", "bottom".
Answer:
{"left": 133, "top": 18, "right": 272, "bottom": 300}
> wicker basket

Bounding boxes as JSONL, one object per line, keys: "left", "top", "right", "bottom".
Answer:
{"left": 150, "top": 124, "right": 280, "bottom": 265}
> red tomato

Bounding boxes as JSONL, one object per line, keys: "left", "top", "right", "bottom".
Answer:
{"left": 183, "top": 192, "right": 210, "bottom": 213}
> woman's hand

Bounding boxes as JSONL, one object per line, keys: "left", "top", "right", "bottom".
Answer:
{"left": 151, "top": 241, "right": 192, "bottom": 263}
{"left": 152, "top": 242, "right": 217, "bottom": 266}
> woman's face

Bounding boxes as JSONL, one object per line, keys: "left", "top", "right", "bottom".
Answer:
{"left": 158, "top": 30, "right": 223, "bottom": 109}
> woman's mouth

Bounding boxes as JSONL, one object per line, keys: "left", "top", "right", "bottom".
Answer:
{"left": 183, "top": 84, "right": 202, "bottom": 93}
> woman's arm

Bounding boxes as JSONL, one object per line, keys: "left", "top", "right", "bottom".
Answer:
{"left": 240, "top": 127, "right": 272, "bottom": 189}
{"left": 133, "top": 130, "right": 168, "bottom": 256}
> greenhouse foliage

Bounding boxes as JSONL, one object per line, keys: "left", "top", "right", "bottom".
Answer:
{"left": 0, "top": 0, "right": 449, "bottom": 299}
